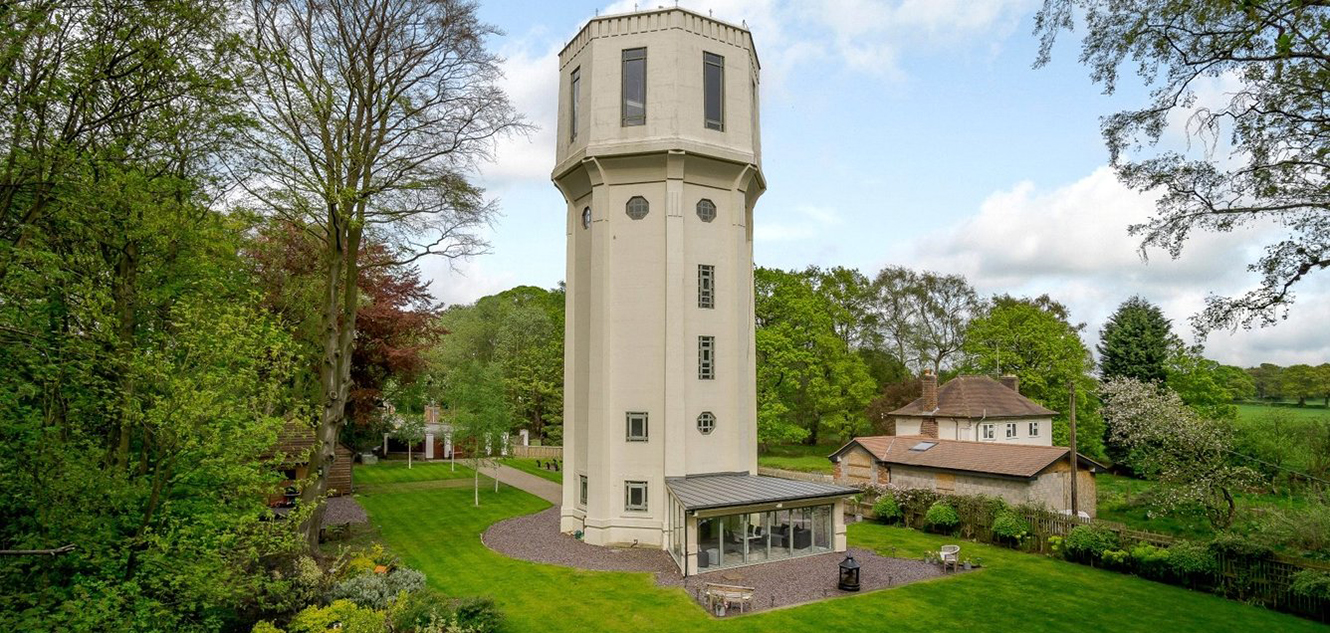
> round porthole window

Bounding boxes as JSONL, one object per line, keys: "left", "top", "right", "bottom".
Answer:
{"left": 625, "top": 196, "right": 649, "bottom": 220}
{"left": 582, "top": 206, "right": 591, "bottom": 229}
{"left": 697, "top": 411, "right": 715, "bottom": 435}
{"left": 696, "top": 199, "right": 716, "bottom": 222}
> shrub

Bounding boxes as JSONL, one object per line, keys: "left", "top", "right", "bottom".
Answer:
{"left": 1047, "top": 536, "right": 1064, "bottom": 557}
{"left": 1207, "top": 531, "right": 1274, "bottom": 563}
{"left": 924, "top": 501, "right": 959, "bottom": 531}
{"left": 452, "top": 597, "right": 503, "bottom": 633}
{"left": 1102, "top": 549, "right": 1129, "bottom": 567}
{"left": 327, "top": 568, "right": 427, "bottom": 610}
{"left": 1167, "top": 540, "right": 1217, "bottom": 577}
{"left": 1129, "top": 543, "right": 1171, "bottom": 578}
{"left": 990, "top": 511, "right": 1030, "bottom": 542}
{"left": 288, "top": 600, "right": 386, "bottom": 633}
{"left": 252, "top": 622, "right": 285, "bottom": 633}
{"left": 1290, "top": 570, "right": 1330, "bottom": 601}
{"left": 872, "top": 495, "right": 902, "bottom": 523}
{"left": 391, "top": 589, "right": 453, "bottom": 632}
{"left": 1063, "top": 525, "right": 1119, "bottom": 561}
{"left": 896, "top": 488, "right": 941, "bottom": 526}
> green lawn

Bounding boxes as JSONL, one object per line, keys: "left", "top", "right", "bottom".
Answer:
{"left": 1237, "top": 403, "right": 1330, "bottom": 422}
{"left": 757, "top": 443, "right": 837, "bottom": 474}
{"left": 499, "top": 458, "right": 563, "bottom": 484}
{"left": 357, "top": 481, "right": 1324, "bottom": 632}
{"left": 1096, "top": 473, "right": 1313, "bottom": 542}
{"left": 352, "top": 459, "right": 473, "bottom": 485}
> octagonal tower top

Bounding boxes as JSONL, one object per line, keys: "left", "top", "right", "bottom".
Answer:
{"left": 552, "top": 7, "right": 762, "bottom": 179}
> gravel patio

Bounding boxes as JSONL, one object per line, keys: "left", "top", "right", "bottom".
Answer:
{"left": 483, "top": 506, "right": 957, "bottom": 616}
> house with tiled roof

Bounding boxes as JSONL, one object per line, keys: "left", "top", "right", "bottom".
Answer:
{"left": 828, "top": 435, "right": 1102, "bottom": 516}
{"left": 889, "top": 370, "right": 1056, "bottom": 445}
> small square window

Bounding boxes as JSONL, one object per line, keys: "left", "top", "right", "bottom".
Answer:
{"left": 981, "top": 424, "right": 995, "bottom": 440}
{"left": 626, "top": 411, "right": 648, "bottom": 442}
{"left": 698, "top": 264, "right": 714, "bottom": 309}
{"left": 1005, "top": 423, "right": 1017, "bottom": 439}
{"left": 698, "top": 336, "right": 714, "bottom": 380}
{"left": 1028, "top": 421, "right": 1040, "bottom": 437}
{"left": 579, "top": 475, "right": 588, "bottom": 506}
{"left": 625, "top": 481, "right": 648, "bottom": 511}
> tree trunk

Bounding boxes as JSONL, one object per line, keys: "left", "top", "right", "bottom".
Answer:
{"left": 300, "top": 216, "right": 362, "bottom": 551}
{"left": 473, "top": 462, "right": 479, "bottom": 507}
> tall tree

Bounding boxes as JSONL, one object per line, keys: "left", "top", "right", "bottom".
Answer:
{"left": 245, "top": 0, "right": 526, "bottom": 546}
{"left": 1097, "top": 296, "right": 1180, "bottom": 383}
{"left": 869, "top": 266, "right": 980, "bottom": 373}
{"left": 755, "top": 267, "right": 875, "bottom": 446}
{"left": 1164, "top": 345, "right": 1238, "bottom": 420}
{"left": 1247, "top": 363, "right": 1285, "bottom": 401}
{"left": 1283, "top": 364, "right": 1321, "bottom": 406}
{"left": 1035, "top": 0, "right": 1330, "bottom": 331}
{"left": 963, "top": 294, "right": 1106, "bottom": 459}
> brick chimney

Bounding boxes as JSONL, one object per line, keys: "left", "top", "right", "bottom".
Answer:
{"left": 999, "top": 375, "right": 1020, "bottom": 394}
{"left": 920, "top": 417, "right": 938, "bottom": 439}
{"left": 921, "top": 369, "right": 938, "bottom": 411}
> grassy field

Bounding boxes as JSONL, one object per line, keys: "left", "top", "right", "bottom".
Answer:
{"left": 499, "top": 458, "right": 563, "bottom": 484}
{"left": 1095, "top": 473, "right": 1314, "bottom": 541}
{"left": 352, "top": 459, "right": 473, "bottom": 485}
{"left": 756, "top": 443, "right": 838, "bottom": 474}
{"left": 355, "top": 462, "right": 1323, "bottom": 633}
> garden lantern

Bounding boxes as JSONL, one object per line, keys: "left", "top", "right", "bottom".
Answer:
{"left": 838, "top": 554, "right": 861, "bottom": 591}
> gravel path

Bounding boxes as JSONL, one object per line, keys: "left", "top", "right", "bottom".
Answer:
{"left": 483, "top": 506, "right": 959, "bottom": 615}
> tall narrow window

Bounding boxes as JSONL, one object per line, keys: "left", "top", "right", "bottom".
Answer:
{"left": 569, "top": 67, "right": 581, "bottom": 142}
{"left": 698, "top": 264, "right": 714, "bottom": 308}
{"left": 625, "top": 412, "right": 649, "bottom": 442}
{"left": 1028, "top": 421, "right": 1040, "bottom": 437}
{"left": 622, "top": 48, "right": 647, "bottom": 126}
{"left": 703, "top": 52, "right": 724, "bottom": 131}
{"left": 625, "top": 481, "right": 648, "bottom": 511}
{"left": 698, "top": 336, "right": 715, "bottom": 380}
{"left": 1006, "top": 422, "right": 1018, "bottom": 439}
{"left": 579, "top": 475, "right": 588, "bottom": 506}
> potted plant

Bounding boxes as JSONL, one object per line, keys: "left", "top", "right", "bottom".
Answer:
{"left": 963, "top": 558, "right": 973, "bottom": 571}
{"left": 972, "top": 557, "right": 983, "bottom": 568}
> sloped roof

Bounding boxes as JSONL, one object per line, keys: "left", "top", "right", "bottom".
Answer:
{"left": 665, "top": 473, "right": 855, "bottom": 511}
{"left": 889, "top": 375, "right": 1056, "bottom": 419}
{"left": 829, "top": 435, "right": 1103, "bottom": 479}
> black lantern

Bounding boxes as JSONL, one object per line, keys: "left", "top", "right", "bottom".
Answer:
{"left": 838, "top": 554, "right": 861, "bottom": 591}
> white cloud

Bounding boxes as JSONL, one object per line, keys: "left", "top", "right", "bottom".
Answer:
{"left": 755, "top": 204, "right": 843, "bottom": 242}
{"left": 900, "top": 166, "right": 1330, "bottom": 367}
{"left": 479, "top": 37, "right": 562, "bottom": 186}
{"left": 419, "top": 257, "right": 518, "bottom": 308}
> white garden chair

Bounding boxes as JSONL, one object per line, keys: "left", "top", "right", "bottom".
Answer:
{"left": 940, "top": 545, "right": 960, "bottom": 573}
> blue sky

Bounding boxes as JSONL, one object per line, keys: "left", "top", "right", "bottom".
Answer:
{"left": 416, "top": 0, "right": 1330, "bottom": 368}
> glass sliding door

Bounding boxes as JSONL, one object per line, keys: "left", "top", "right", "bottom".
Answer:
{"left": 698, "top": 518, "right": 719, "bottom": 570}
{"left": 697, "top": 504, "right": 835, "bottom": 570}
{"left": 814, "top": 505, "right": 832, "bottom": 552}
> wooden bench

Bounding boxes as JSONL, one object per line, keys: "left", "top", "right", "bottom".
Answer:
{"left": 702, "top": 582, "right": 754, "bottom": 615}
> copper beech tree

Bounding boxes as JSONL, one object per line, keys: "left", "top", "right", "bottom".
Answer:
{"left": 244, "top": 0, "right": 526, "bottom": 547}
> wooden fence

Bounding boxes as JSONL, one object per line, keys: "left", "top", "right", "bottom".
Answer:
{"left": 512, "top": 445, "right": 562, "bottom": 460}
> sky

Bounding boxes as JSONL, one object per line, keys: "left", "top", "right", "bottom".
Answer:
{"left": 415, "top": 0, "right": 1330, "bottom": 369}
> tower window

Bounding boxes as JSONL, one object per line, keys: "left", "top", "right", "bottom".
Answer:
{"left": 582, "top": 206, "right": 591, "bottom": 229}
{"left": 697, "top": 411, "right": 715, "bottom": 434}
{"left": 570, "top": 67, "right": 580, "bottom": 142}
{"left": 698, "top": 336, "right": 715, "bottom": 380}
{"left": 625, "top": 196, "right": 649, "bottom": 220}
{"left": 625, "top": 481, "right": 648, "bottom": 511}
{"left": 696, "top": 198, "right": 716, "bottom": 222}
{"left": 579, "top": 474, "right": 588, "bottom": 506}
{"left": 626, "top": 411, "right": 648, "bottom": 442}
{"left": 703, "top": 52, "right": 724, "bottom": 131}
{"left": 622, "top": 48, "right": 647, "bottom": 126}
{"left": 698, "top": 265, "right": 714, "bottom": 309}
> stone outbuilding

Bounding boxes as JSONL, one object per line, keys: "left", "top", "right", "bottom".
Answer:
{"left": 888, "top": 371, "right": 1056, "bottom": 446}
{"left": 829, "top": 435, "right": 1102, "bottom": 517}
